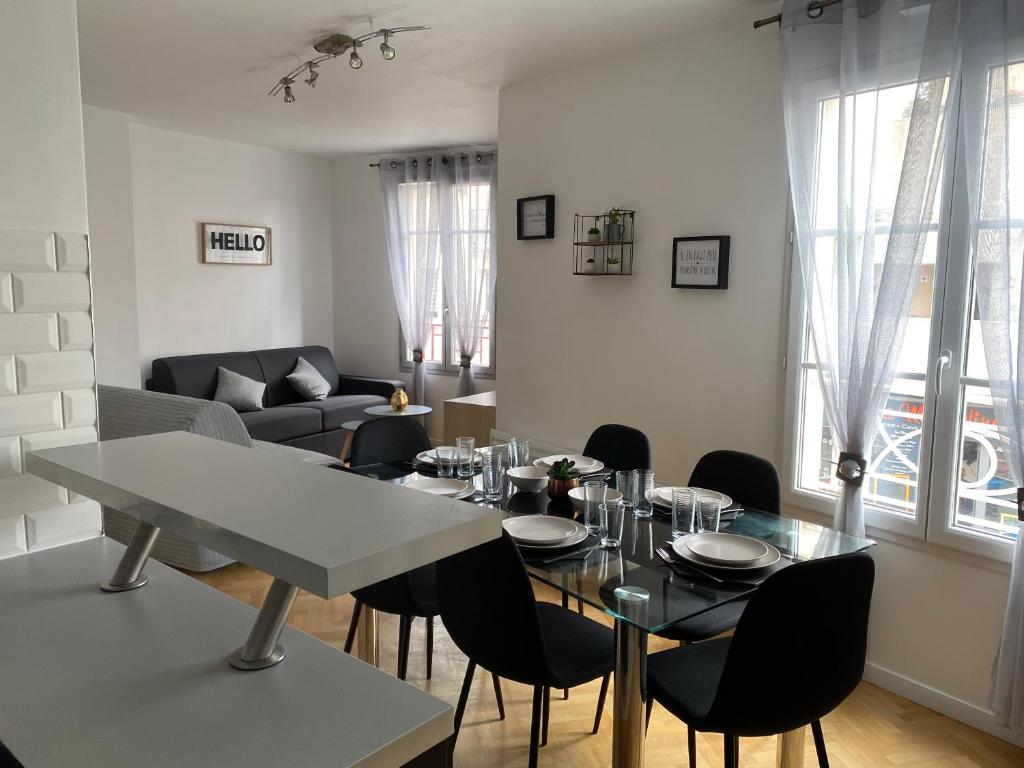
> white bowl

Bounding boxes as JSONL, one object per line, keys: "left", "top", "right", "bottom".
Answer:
{"left": 507, "top": 466, "right": 549, "bottom": 492}
{"left": 568, "top": 486, "right": 623, "bottom": 513}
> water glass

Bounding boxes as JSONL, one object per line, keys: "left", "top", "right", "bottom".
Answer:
{"left": 633, "top": 470, "right": 655, "bottom": 519}
{"left": 509, "top": 437, "right": 530, "bottom": 468}
{"left": 583, "top": 480, "right": 607, "bottom": 534}
{"left": 455, "top": 436, "right": 475, "bottom": 478}
{"left": 671, "top": 487, "right": 699, "bottom": 539}
{"left": 480, "top": 452, "right": 503, "bottom": 501}
{"left": 434, "top": 446, "right": 456, "bottom": 478}
{"left": 700, "top": 493, "right": 723, "bottom": 532}
{"left": 615, "top": 471, "right": 635, "bottom": 517}
{"left": 599, "top": 501, "right": 626, "bottom": 549}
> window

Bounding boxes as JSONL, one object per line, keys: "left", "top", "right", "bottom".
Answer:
{"left": 399, "top": 180, "right": 495, "bottom": 375}
{"left": 786, "top": 61, "right": 1024, "bottom": 557}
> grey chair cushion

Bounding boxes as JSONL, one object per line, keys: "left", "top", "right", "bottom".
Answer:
{"left": 282, "top": 394, "right": 388, "bottom": 431}
{"left": 239, "top": 407, "right": 322, "bottom": 442}
{"left": 151, "top": 351, "right": 265, "bottom": 401}
{"left": 213, "top": 367, "right": 266, "bottom": 412}
{"left": 251, "top": 345, "right": 340, "bottom": 406}
{"left": 286, "top": 356, "right": 331, "bottom": 401}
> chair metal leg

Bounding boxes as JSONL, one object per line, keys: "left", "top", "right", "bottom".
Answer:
{"left": 491, "top": 673, "right": 506, "bottom": 720}
{"left": 593, "top": 674, "right": 611, "bottom": 734}
{"left": 397, "top": 614, "right": 413, "bottom": 680}
{"left": 529, "top": 686, "right": 543, "bottom": 768}
{"left": 724, "top": 734, "right": 738, "bottom": 768}
{"left": 563, "top": 688, "right": 569, "bottom": 700}
{"left": 425, "top": 616, "right": 434, "bottom": 679}
{"left": 343, "top": 599, "right": 362, "bottom": 654}
{"left": 541, "top": 686, "right": 550, "bottom": 747}
{"left": 811, "top": 720, "right": 829, "bottom": 768}
{"left": 645, "top": 697, "right": 653, "bottom": 731}
{"left": 453, "top": 660, "right": 476, "bottom": 744}
{"left": 687, "top": 726, "right": 697, "bottom": 768}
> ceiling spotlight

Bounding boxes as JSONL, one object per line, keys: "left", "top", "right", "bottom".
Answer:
{"left": 304, "top": 62, "right": 319, "bottom": 87}
{"left": 283, "top": 83, "right": 295, "bottom": 103}
{"left": 349, "top": 49, "right": 363, "bottom": 69}
{"left": 380, "top": 32, "right": 396, "bottom": 60}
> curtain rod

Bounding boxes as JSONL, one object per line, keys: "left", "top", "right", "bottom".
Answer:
{"left": 369, "top": 151, "right": 496, "bottom": 168}
{"left": 754, "top": 0, "right": 841, "bottom": 29}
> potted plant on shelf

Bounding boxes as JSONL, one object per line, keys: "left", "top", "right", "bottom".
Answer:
{"left": 584, "top": 256, "right": 598, "bottom": 274}
{"left": 546, "top": 458, "right": 581, "bottom": 499}
{"left": 587, "top": 225, "right": 602, "bottom": 243}
{"left": 605, "top": 208, "right": 625, "bottom": 242}
{"left": 605, "top": 250, "right": 622, "bottom": 274}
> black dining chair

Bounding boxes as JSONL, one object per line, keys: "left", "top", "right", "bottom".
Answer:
{"left": 647, "top": 551, "right": 875, "bottom": 768}
{"left": 437, "top": 530, "right": 616, "bottom": 768}
{"left": 348, "top": 416, "right": 432, "bottom": 467}
{"left": 583, "top": 424, "right": 652, "bottom": 471}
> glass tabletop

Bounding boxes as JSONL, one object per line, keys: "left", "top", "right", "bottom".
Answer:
{"left": 336, "top": 462, "right": 875, "bottom": 633}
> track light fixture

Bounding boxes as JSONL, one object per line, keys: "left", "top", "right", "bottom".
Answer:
{"left": 267, "top": 25, "right": 428, "bottom": 102}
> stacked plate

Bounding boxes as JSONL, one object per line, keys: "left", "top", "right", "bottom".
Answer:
{"left": 415, "top": 449, "right": 483, "bottom": 466}
{"left": 532, "top": 454, "right": 605, "bottom": 475}
{"left": 651, "top": 486, "right": 732, "bottom": 510}
{"left": 404, "top": 478, "right": 476, "bottom": 500}
{"left": 671, "top": 532, "right": 780, "bottom": 571}
{"left": 502, "top": 516, "right": 590, "bottom": 550}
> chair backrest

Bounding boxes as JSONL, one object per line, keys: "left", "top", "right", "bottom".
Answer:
{"left": 349, "top": 417, "right": 431, "bottom": 466}
{"left": 689, "top": 450, "right": 781, "bottom": 515}
{"left": 437, "top": 530, "right": 552, "bottom": 685}
{"left": 583, "top": 424, "right": 651, "bottom": 470}
{"left": 97, "top": 385, "right": 252, "bottom": 446}
{"left": 708, "top": 552, "right": 875, "bottom": 736}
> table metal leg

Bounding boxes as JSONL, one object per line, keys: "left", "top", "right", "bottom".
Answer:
{"left": 229, "top": 578, "right": 298, "bottom": 671}
{"left": 100, "top": 521, "right": 160, "bottom": 592}
{"left": 356, "top": 605, "right": 380, "bottom": 667}
{"left": 612, "top": 619, "right": 647, "bottom": 768}
{"left": 775, "top": 727, "right": 807, "bottom": 767}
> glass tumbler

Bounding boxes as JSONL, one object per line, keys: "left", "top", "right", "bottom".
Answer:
{"left": 480, "top": 452, "right": 503, "bottom": 501}
{"left": 599, "top": 501, "right": 626, "bottom": 549}
{"left": 455, "top": 436, "right": 476, "bottom": 478}
{"left": 434, "top": 446, "right": 456, "bottom": 478}
{"left": 700, "top": 493, "right": 723, "bottom": 533}
{"left": 615, "top": 471, "right": 635, "bottom": 517}
{"left": 633, "top": 470, "right": 655, "bottom": 519}
{"left": 509, "top": 437, "right": 530, "bottom": 468}
{"left": 671, "top": 487, "right": 699, "bottom": 539}
{"left": 583, "top": 480, "right": 606, "bottom": 534}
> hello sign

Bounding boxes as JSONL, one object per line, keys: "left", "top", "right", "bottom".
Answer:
{"left": 202, "top": 223, "right": 272, "bottom": 265}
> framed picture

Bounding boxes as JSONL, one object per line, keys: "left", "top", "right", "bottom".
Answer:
{"left": 671, "top": 236, "right": 730, "bottom": 289}
{"left": 517, "top": 195, "right": 555, "bottom": 240}
{"left": 201, "top": 223, "right": 272, "bottom": 265}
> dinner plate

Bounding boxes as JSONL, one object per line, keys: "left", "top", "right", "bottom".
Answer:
{"left": 513, "top": 525, "right": 590, "bottom": 550}
{"left": 652, "top": 486, "right": 733, "bottom": 510}
{"left": 502, "top": 516, "right": 586, "bottom": 546}
{"left": 684, "top": 532, "right": 769, "bottom": 566}
{"left": 415, "top": 449, "right": 482, "bottom": 465}
{"left": 672, "top": 535, "right": 781, "bottom": 571}
{"left": 533, "top": 454, "right": 604, "bottom": 474}
{"left": 405, "top": 478, "right": 474, "bottom": 498}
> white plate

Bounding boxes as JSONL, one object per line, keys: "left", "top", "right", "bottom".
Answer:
{"left": 672, "top": 535, "right": 780, "bottom": 571}
{"left": 518, "top": 526, "right": 591, "bottom": 550}
{"left": 533, "top": 455, "right": 604, "bottom": 474}
{"left": 405, "top": 478, "right": 473, "bottom": 498}
{"left": 416, "top": 449, "right": 482, "bottom": 465}
{"left": 652, "top": 486, "right": 733, "bottom": 510}
{"left": 684, "top": 532, "right": 768, "bottom": 566}
{"left": 502, "top": 516, "right": 586, "bottom": 546}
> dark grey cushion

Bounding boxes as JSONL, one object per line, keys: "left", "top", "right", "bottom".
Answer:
{"left": 152, "top": 352, "right": 265, "bottom": 402}
{"left": 239, "top": 407, "right": 322, "bottom": 443}
{"left": 251, "top": 346, "right": 340, "bottom": 406}
{"left": 281, "top": 394, "right": 387, "bottom": 431}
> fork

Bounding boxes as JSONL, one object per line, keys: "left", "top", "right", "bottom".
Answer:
{"left": 655, "top": 547, "right": 726, "bottom": 584}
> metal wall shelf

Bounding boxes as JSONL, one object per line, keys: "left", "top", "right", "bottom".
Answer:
{"left": 573, "top": 211, "right": 634, "bottom": 276}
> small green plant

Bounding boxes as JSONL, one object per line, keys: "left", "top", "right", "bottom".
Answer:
{"left": 546, "top": 458, "right": 580, "bottom": 481}
{"left": 606, "top": 208, "right": 624, "bottom": 225}
{"left": 606, "top": 253, "right": 622, "bottom": 264}
{"left": 588, "top": 226, "right": 601, "bottom": 235}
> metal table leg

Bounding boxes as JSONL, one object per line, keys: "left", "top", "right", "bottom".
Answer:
{"left": 229, "top": 577, "right": 299, "bottom": 671}
{"left": 775, "top": 728, "right": 807, "bottom": 767}
{"left": 611, "top": 618, "right": 647, "bottom": 768}
{"left": 356, "top": 605, "right": 380, "bottom": 667}
{"left": 100, "top": 522, "right": 160, "bottom": 592}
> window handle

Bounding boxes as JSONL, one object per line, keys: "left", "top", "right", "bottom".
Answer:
{"left": 934, "top": 351, "right": 952, "bottom": 397}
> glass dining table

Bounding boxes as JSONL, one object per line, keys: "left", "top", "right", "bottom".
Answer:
{"left": 337, "top": 461, "right": 874, "bottom": 768}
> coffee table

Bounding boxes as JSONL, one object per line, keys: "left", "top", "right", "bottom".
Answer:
{"left": 365, "top": 404, "right": 433, "bottom": 417}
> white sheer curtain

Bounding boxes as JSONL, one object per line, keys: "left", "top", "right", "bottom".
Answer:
{"left": 962, "top": 0, "right": 1024, "bottom": 735}
{"left": 780, "top": 0, "right": 959, "bottom": 537}
{"left": 440, "top": 152, "right": 497, "bottom": 397}
{"left": 379, "top": 154, "right": 443, "bottom": 405}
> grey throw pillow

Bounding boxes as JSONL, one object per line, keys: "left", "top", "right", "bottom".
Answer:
{"left": 213, "top": 366, "right": 265, "bottom": 412}
{"left": 286, "top": 356, "right": 331, "bottom": 401}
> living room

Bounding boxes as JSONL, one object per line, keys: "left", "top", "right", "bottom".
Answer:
{"left": 2, "top": 1, "right": 1024, "bottom": 767}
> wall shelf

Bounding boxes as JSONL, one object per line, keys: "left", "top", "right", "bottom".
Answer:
{"left": 573, "top": 211, "right": 635, "bottom": 276}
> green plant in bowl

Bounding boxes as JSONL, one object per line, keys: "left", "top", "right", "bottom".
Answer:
{"left": 546, "top": 458, "right": 581, "bottom": 499}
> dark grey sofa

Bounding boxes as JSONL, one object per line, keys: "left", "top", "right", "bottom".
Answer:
{"left": 149, "top": 345, "right": 404, "bottom": 455}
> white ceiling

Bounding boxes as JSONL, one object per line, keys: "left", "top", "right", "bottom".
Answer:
{"left": 77, "top": 0, "right": 778, "bottom": 157}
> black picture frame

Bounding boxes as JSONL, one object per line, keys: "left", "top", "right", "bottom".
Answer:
{"left": 517, "top": 195, "right": 555, "bottom": 240}
{"left": 671, "top": 236, "right": 730, "bottom": 290}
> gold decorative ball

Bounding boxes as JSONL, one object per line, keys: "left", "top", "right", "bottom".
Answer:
{"left": 390, "top": 388, "right": 409, "bottom": 412}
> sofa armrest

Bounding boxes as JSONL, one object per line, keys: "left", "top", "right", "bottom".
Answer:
{"left": 336, "top": 375, "right": 405, "bottom": 399}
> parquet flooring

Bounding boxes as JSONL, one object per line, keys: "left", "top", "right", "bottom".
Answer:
{"left": 193, "top": 563, "right": 1024, "bottom": 767}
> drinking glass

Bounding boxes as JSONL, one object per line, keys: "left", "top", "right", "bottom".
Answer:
{"left": 509, "top": 437, "right": 530, "bottom": 468}
{"left": 434, "top": 446, "right": 456, "bottom": 478}
{"left": 615, "top": 471, "right": 635, "bottom": 517}
{"left": 700, "top": 493, "right": 723, "bottom": 533}
{"left": 480, "top": 452, "right": 503, "bottom": 501}
{"left": 455, "top": 436, "right": 475, "bottom": 478}
{"left": 583, "top": 480, "right": 606, "bottom": 534}
{"left": 599, "top": 501, "right": 626, "bottom": 549}
{"left": 633, "top": 469, "right": 655, "bottom": 519}
{"left": 671, "top": 487, "right": 699, "bottom": 539}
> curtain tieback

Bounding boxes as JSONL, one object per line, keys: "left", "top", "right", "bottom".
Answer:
{"left": 459, "top": 355, "right": 473, "bottom": 369}
{"left": 412, "top": 349, "right": 424, "bottom": 364}
{"left": 1017, "top": 488, "right": 1024, "bottom": 522}
{"left": 835, "top": 452, "right": 867, "bottom": 487}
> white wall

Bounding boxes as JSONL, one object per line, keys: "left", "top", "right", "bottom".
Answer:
{"left": 496, "top": 15, "right": 1019, "bottom": 747}
{"left": 0, "top": 0, "right": 101, "bottom": 558}
{"left": 331, "top": 155, "right": 496, "bottom": 441}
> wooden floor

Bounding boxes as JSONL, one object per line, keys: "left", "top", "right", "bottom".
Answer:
{"left": 194, "top": 563, "right": 1024, "bottom": 768}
